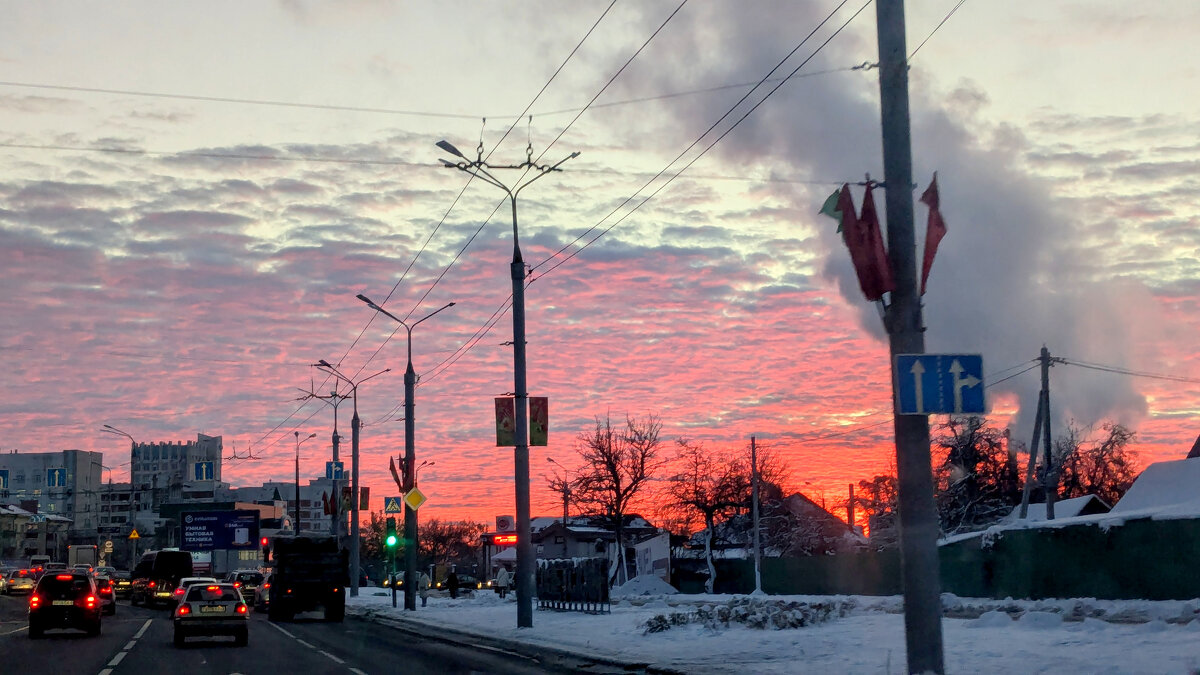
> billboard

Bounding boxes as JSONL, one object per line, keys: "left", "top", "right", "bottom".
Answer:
{"left": 181, "top": 510, "right": 260, "bottom": 552}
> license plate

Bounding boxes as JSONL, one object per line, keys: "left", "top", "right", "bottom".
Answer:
{"left": 200, "top": 606, "right": 226, "bottom": 613}
{"left": 52, "top": 600, "right": 73, "bottom": 606}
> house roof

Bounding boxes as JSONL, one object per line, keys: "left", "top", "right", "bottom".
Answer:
{"left": 999, "top": 495, "right": 1111, "bottom": 524}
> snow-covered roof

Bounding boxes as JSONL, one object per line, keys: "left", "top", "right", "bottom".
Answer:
{"left": 999, "top": 495, "right": 1111, "bottom": 524}
{"left": 1107, "top": 456, "right": 1200, "bottom": 518}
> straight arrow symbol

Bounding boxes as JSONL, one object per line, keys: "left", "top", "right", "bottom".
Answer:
{"left": 910, "top": 359, "right": 926, "bottom": 414}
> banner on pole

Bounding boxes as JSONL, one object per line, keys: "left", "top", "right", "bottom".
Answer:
{"left": 495, "top": 397, "right": 516, "bottom": 446}
{"left": 529, "top": 397, "right": 548, "bottom": 446}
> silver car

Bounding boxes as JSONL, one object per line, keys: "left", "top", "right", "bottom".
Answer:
{"left": 173, "top": 583, "right": 249, "bottom": 647}
{"left": 5, "top": 569, "right": 35, "bottom": 595}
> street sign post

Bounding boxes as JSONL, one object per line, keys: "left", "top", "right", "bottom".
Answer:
{"left": 326, "top": 461, "right": 345, "bottom": 480}
{"left": 895, "top": 354, "right": 985, "bottom": 415}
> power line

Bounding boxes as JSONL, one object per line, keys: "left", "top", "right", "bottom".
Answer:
{"left": 1058, "top": 358, "right": 1200, "bottom": 385}
{"left": 0, "top": 142, "right": 420, "bottom": 167}
{"left": 908, "top": 0, "right": 969, "bottom": 61}
{"left": 529, "top": 0, "right": 869, "bottom": 281}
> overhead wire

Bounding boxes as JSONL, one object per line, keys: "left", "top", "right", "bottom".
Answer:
{"left": 1057, "top": 358, "right": 1200, "bottom": 385}
{"left": 908, "top": 0, "right": 969, "bottom": 61}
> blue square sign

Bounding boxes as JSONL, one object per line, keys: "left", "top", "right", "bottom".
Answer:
{"left": 895, "top": 354, "right": 985, "bottom": 415}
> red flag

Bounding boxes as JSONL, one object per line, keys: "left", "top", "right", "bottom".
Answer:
{"left": 919, "top": 173, "right": 947, "bottom": 295}
{"left": 389, "top": 456, "right": 403, "bottom": 491}
{"left": 856, "top": 185, "right": 894, "bottom": 300}
{"left": 322, "top": 491, "right": 330, "bottom": 516}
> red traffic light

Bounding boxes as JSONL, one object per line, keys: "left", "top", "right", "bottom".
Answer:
{"left": 260, "top": 537, "right": 269, "bottom": 547}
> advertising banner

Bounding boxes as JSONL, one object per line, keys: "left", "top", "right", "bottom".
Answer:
{"left": 181, "top": 510, "right": 260, "bottom": 552}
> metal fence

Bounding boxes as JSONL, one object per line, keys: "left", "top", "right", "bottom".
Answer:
{"left": 536, "top": 557, "right": 610, "bottom": 614}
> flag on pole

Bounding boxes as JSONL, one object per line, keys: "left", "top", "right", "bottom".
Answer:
{"left": 857, "top": 184, "right": 894, "bottom": 301}
{"left": 919, "top": 172, "right": 947, "bottom": 295}
{"left": 821, "top": 184, "right": 894, "bottom": 301}
{"left": 322, "top": 491, "right": 330, "bottom": 516}
{"left": 389, "top": 456, "right": 404, "bottom": 491}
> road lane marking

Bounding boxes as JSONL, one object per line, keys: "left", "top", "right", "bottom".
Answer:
{"left": 133, "top": 618, "right": 152, "bottom": 638}
{"left": 0, "top": 625, "right": 28, "bottom": 636}
{"left": 319, "top": 650, "right": 345, "bottom": 664}
{"left": 107, "top": 651, "right": 127, "bottom": 667}
{"left": 349, "top": 669, "right": 368, "bottom": 675}
{"left": 266, "top": 621, "right": 296, "bottom": 638}
{"left": 295, "top": 638, "right": 315, "bottom": 649}
{"left": 124, "top": 640, "right": 136, "bottom": 650}
{"left": 99, "top": 670, "right": 113, "bottom": 675}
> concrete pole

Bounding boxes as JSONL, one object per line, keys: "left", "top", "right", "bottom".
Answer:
{"left": 1040, "top": 347, "right": 1056, "bottom": 520}
{"left": 294, "top": 432, "right": 301, "bottom": 534}
{"left": 876, "top": 1, "right": 945, "bottom": 672}
{"left": 512, "top": 212, "right": 535, "bottom": 627}
{"left": 751, "top": 436, "right": 762, "bottom": 594}
{"left": 350, "top": 397, "right": 360, "bottom": 597}
{"left": 1018, "top": 393, "right": 1045, "bottom": 519}
{"left": 562, "top": 485, "right": 570, "bottom": 558}
{"left": 403, "top": 360, "right": 418, "bottom": 611}
{"left": 331, "top": 400, "right": 340, "bottom": 539}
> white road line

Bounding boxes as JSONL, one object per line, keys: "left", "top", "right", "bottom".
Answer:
{"left": 349, "top": 669, "right": 368, "bottom": 675}
{"left": 0, "top": 625, "right": 28, "bottom": 636}
{"left": 123, "top": 640, "right": 136, "bottom": 650}
{"left": 318, "top": 650, "right": 345, "bottom": 664}
{"left": 295, "top": 638, "right": 316, "bottom": 649}
{"left": 266, "top": 621, "right": 296, "bottom": 638}
{"left": 133, "top": 618, "right": 152, "bottom": 639}
{"left": 98, "top": 669, "right": 113, "bottom": 675}
{"left": 107, "top": 651, "right": 127, "bottom": 667}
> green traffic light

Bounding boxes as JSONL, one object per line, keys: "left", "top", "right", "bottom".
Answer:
{"left": 386, "top": 534, "right": 397, "bottom": 547}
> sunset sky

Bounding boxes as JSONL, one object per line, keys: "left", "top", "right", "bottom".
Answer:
{"left": 3, "top": 1, "right": 1197, "bottom": 528}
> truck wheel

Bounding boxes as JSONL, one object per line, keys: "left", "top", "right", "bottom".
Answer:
{"left": 324, "top": 605, "right": 344, "bottom": 622}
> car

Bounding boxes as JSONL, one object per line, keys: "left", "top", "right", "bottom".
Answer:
{"left": 28, "top": 571, "right": 102, "bottom": 638}
{"left": 93, "top": 576, "right": 117, "bottom": 615}
{"left": 72, "top": 564, "right": 95, "bottom": 575}
{"left": 94, "top": 566, "right": 119, "bottom": 579}
{"left": 5, "top": 569, "right": 36, "bottom": 595}
{"left": 222, "top": 570, "right": 264, "bottom": 603}
{"left": 0, "top": 566, "right": 14, "bottom": 590}
{"left": 112, "top": 571, "right": 133, "bottom": 597}
{"left": 130, "top": 549, "right": 194, "bottom": 607}
{"left": 172, "top": 576, "right": 220, "bottom": 602}
{"left": 252, "top": 573, "right": 272, "bottom": 611}
{"left": 173, "top": 582, "right": 249, "bottom": 647}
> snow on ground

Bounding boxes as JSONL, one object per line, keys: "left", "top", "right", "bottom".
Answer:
{"left": 348, "top": 590, "right": 1200, "bottom": 674}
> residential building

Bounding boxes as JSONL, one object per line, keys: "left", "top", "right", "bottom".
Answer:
{"left": 0, "top": 449, "right": 104, "bottom": 542}
{"left": 224, "top": 477, "right": 344, "bottom": 535}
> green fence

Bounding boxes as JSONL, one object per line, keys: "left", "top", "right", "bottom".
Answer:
{"left": 673, "top": 517, "right": 1200, "bottom": 600}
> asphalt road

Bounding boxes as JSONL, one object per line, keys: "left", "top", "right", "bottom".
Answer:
{"left": 0, "top": 591, "right": 581, "bottom": 675}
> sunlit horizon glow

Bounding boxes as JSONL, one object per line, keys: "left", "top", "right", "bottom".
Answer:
{"left": 2, "top": 2, "right": 1197, "bottom": 531}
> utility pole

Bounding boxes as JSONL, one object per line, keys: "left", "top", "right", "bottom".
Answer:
{"left": 876, "top": 1, "right": 945, "bottom": 672}
{"left": 437, "top": 138, "right": 578, "bottom": 628}
{"left": 1039, "top": 346, "right": 1056, "bottom": 520}
{"left": 750, "top": 436, "right": 762, "bottom": 595}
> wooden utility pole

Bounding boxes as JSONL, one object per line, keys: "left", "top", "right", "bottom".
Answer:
{"left": 1039, "top": 346, "right": 1057, "bottom": 520}
{"left": 875, "top": 1, "right": 945, "bottom": 672}
{"left": 750, "top": 436, "right": 762, "bottom": 594}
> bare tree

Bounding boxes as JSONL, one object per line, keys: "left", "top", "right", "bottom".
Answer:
{"left": 571, "top": 413, "right": 666, "bottom": 586}
{"left": 419, "top": 519, "right": 487, "bottom": 569}
{"left": 1054, "top": 422, "right": 1140, "bottom": 506}
{"left": 933, "top": 416, "right": 1019, "bottom": 534}
{"left": 849, "top": 472, "right": 900, "bottom": 547}
{"left": 666, "top": 439, "right": 748, "bottom": 592}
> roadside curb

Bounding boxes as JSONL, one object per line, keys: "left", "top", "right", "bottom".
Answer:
{"left": 349, "top": 604, "right": 689, "bottom": 675}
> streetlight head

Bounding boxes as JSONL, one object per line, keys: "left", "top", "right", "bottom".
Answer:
{"left": 317, "top": 359, "right": 332, "bottom": 367}
{"left": 356, "top": 293, "right": 381, "bottom": 311}
{"left": 436, "top": 140, "right": 467, "bottom": 159}
{"left": 438, "top": 158, "right": 457, "bottom": 168}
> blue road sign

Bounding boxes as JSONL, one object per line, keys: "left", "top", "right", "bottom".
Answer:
{"left": 383, "top": 496, "right": 403, "bottom": 514}
{"left": 895, "top": 354, "right": 985, "bottom": 415}
{"left": 326, "top": 461, "right": 345, "bottom": 480}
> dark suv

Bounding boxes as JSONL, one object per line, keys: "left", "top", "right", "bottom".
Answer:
{"left": 28, "top": 572, "right": 102, "bottom": 638}
{"left": 130, "top": 550, "right": 194, "bottom": 608}
{"left": 223, "top": 570, "right": 264, "bottom": 603}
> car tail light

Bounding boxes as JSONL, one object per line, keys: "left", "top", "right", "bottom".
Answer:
{"left": 176, "top": 604, "right": 191, "bottom": 617}
{"left": 85, "top": 595, "right": 97, "bottom": 609}
{"left": 55, "top": 574, "right": 73, "bottom": 580}
{"left": 233, "top": 581, "right": 241, "bottom": 588}
{"left": 29, "top": 594, "right": 41, "bottom": 609}
{"left": 148, "top": 581, "right": 156, "bottom": 588}
{"left": 332, "top": 587, "right": 340, "bottom": 592}
{"left": 174, "top": 587, "right": 185, "bottom": 596}
{"left": 206, "top": 585, "right": 220, "bottom": 591}
{"left": 236, "top": 604, "right": 248, "bottom": 614}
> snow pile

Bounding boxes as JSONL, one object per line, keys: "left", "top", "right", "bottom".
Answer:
{"left": 1109, "top": 456, "right": 1200, "bottom": 518}
{"left": 643, "top": 596, "right": 853, "bottom": 634}
{"left": 612, "top": 574, "right": 679, "bottom": 597}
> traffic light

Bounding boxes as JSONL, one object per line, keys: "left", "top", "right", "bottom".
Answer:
{"left": 385, "top": 517, "right": 397, "bottom": 549}
{"left": 261, "top": 537, "right": 270, "bottom": 561}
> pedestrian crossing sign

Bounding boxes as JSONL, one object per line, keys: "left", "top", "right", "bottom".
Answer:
{"left": 384, "top": 497, "right": 403, "bottom": 514}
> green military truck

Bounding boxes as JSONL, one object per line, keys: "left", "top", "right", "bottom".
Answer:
{"left": 267, "top": 536, "right": 347, "bottom": 622}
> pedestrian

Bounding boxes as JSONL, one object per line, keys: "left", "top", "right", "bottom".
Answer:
{"left": 418, "top": 570, "right": 431, "bottom": 607}
{"left": 447, "top": 567, "right": 460, "bottom": 599}
{"left": 495, "top": 564, "right": 511, "bottom": 599}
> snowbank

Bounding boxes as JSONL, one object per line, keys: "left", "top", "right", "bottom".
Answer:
{"left": 613, "top": 574, "right": 679, "bottom": 597}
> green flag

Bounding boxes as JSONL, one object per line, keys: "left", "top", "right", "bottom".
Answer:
{"left": 819, "top": 188, "right": 845, "bottom": 232}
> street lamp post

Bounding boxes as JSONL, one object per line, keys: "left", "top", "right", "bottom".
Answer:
{"left": 415, "top": 460, "right": 434, "bottom": 486}
{"left": 314, "top": 361, "right": 390, "bottom": 597}
{"left": 101, "top": 425, "right": 139, "bottom": 559}
{"left": 293, "top": 432, "right": 317, "bottom": 533}
{"left": 437, "top": 138, "right": 578, "bottom": 628}
{"left": 357, "top": 294, "right": 454, "bottom": 611}
{"left": 547, "top": 458, "right": 571, "bottom": 558}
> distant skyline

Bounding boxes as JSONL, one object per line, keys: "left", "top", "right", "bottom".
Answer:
{"left": 2, "top": 2, "right": 1197, "bottom": 526}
